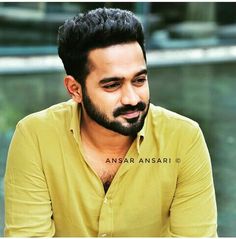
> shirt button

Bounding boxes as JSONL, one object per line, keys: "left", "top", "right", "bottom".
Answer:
{"left": 104, "top": 197, "right": 108, "bottom": 204}
{"left": 101, "top": 233, "right": 107, "bottom": 237}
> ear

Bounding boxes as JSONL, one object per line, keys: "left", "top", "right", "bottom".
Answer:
{"left": 64, "top": 75, "right": 82, "bottom": 103}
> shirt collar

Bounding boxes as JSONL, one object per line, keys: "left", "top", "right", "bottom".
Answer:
{"left": 69, "top": 100, "right": 81, "bottom": 145}
{"left": 136, "top": 110, "right": 148, "bottom": 154}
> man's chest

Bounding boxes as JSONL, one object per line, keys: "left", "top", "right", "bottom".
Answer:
{"left": 82, "top": 150, "right": 123, "bottom": 185}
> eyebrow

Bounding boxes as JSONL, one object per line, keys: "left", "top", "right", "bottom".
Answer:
{"left": 99, "top": 68, "right": 147, "bottom": 84}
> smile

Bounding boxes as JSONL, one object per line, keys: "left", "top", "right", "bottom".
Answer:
{"left": 121, "top": 110, "right": 140, "bottom": 119}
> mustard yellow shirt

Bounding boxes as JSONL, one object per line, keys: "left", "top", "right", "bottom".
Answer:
{"left": 4, "top": 100, "right": 217, "bottom": 237}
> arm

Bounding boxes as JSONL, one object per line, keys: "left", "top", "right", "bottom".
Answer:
{"left": 4, "top": 121, "right": 55, "bottom": 237}
{"left": 169, "top": 125, "right": 217, "bottom": 237}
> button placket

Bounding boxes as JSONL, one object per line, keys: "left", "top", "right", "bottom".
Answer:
{"left": 98, "top": 194, "right": 112, "bottom": 237}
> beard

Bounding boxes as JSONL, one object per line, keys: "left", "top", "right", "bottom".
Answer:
{"left": 82, "top": 86, "right": 150, "bottom": 136}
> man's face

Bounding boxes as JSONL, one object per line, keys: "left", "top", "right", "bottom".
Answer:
{"left": 81, "top": 42, "right": 150, "bottom": 136}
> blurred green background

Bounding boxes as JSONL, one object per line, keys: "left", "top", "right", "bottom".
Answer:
{"left": 1, "top": 2, "right": 236, "bottom": 236}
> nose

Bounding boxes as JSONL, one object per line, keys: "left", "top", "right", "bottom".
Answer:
{"left": 120, "top": 84, "right": 140, "bottom": 106}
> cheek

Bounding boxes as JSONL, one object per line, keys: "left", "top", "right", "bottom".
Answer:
{"left": 96, "top": 92, "right": 120, "bottom": 113}
{"left": 138, "top": 85, "right": 150, "bottom": 101}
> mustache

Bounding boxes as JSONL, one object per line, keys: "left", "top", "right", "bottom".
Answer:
{"left": 113, "top": 102, "right": 147, "bottom": 118}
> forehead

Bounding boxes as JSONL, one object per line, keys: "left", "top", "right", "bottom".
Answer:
{"left": 87, "top": 42, "right": 146, "bottom": 77}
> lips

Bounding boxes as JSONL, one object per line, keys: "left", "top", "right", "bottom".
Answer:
{"left": 122, "top": 110, "right": 140, "bottom": 119}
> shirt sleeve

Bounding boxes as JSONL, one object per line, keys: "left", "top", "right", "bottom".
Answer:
{"left": 169, "top": 124, "right": 217, "bottom": 237}
{"left": 4, "top": 121, "right": 55, "bottom": 237}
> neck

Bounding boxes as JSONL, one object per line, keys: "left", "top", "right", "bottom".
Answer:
{"left": 80, "top": 109, "right": 134, "bottom": 154}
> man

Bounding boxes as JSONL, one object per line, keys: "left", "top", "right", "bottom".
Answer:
{"left": 4, "top": 8, "right": 217, "bottom": 237}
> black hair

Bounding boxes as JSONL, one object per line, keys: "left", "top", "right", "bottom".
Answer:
{"left": 58, "top": 7, "right": 146, "bottom": 86}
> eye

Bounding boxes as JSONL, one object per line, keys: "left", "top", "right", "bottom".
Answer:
{"left": 102, "top": 82, "right": 121, "bottom": 90}
{"left": 133, "top": 77, "right": 147, "bottom": 86}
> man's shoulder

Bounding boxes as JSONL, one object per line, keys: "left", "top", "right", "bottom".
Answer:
{"left": 149, "top": 103, "right": 199, "bottom": 133}
{"left": 17, "top": 99, "right": 76, "bottom": 129}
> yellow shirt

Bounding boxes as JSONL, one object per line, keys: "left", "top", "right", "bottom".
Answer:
{"left": 4, "top": 100, "right": 217, "bottom": 237}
